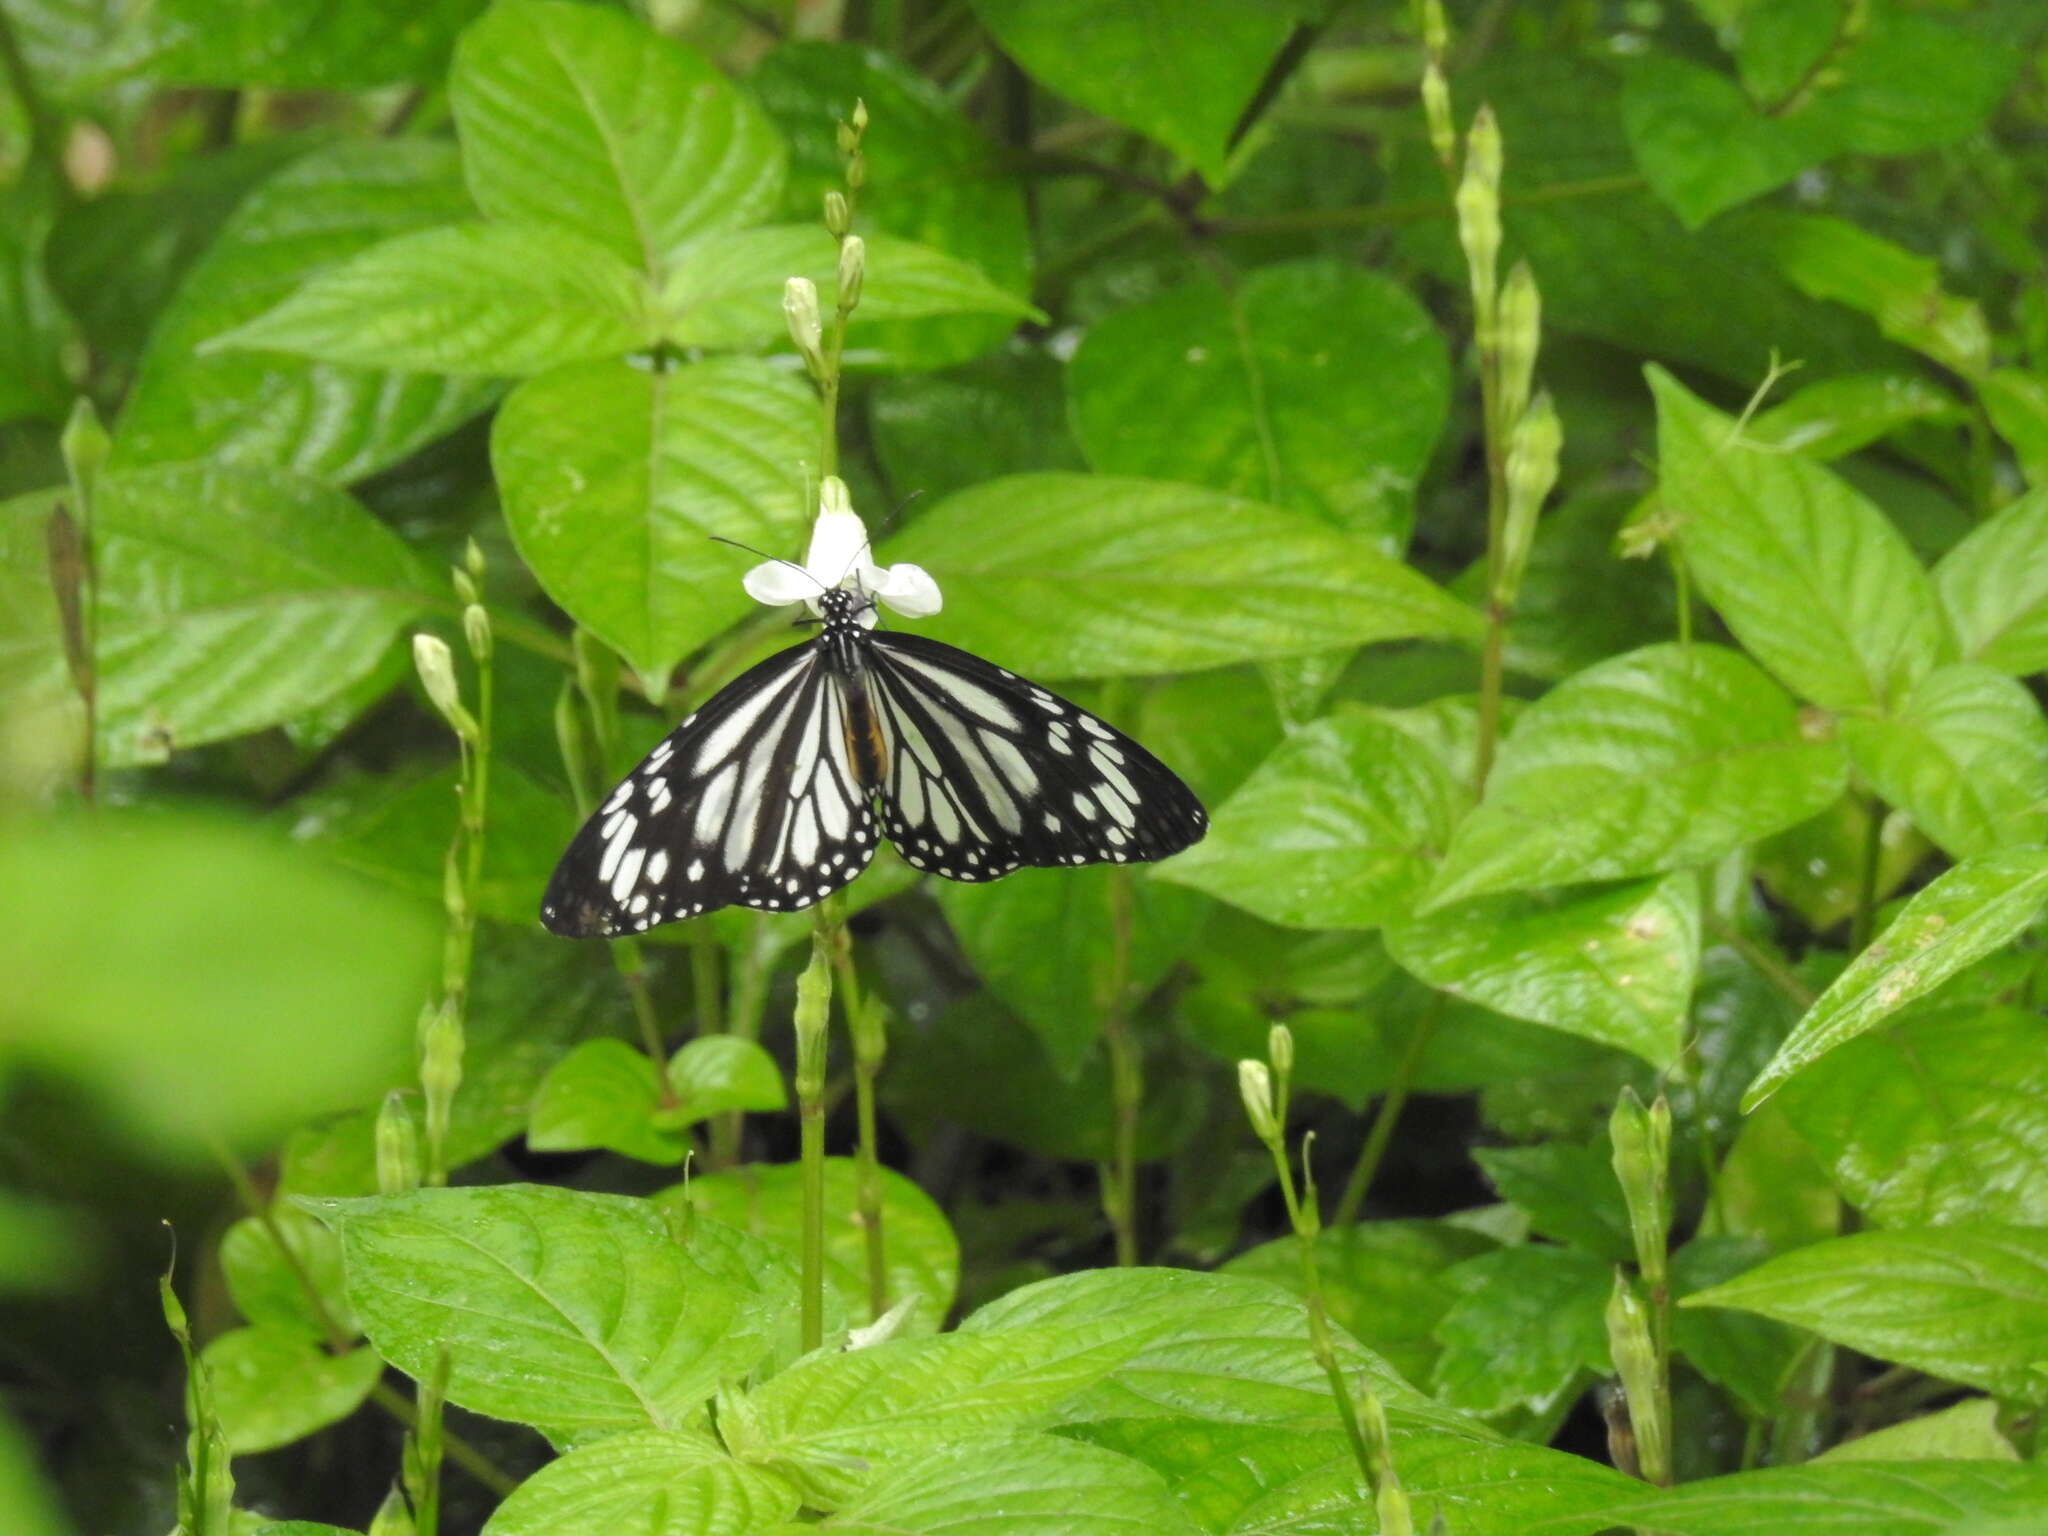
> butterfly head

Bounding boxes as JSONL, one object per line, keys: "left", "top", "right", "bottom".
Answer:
{"left": 816, "top": 586, "right": 876, "bottom": 631}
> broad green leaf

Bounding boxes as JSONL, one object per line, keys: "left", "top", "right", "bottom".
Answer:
{"left": 1592, "top": 1460, "right": 2048, "bottom": 1536}
{"left": 0, "top": 170, "right": 74, "bottom": 429}
{"left": 1221, "top": 1221, "right": 1496, "bottom": 1385}
{"left": 659, "top": 1159, "right": 959, "bottom": 1335}
{"left": 720, "top": 1325, "right": 1152, "bottom": 1507}
{"left": 202, "top": 1327, "right": 381, "bottom": 1455}
{"left": 1840, "top": 665, "right": 2048, "bottom": 859}
{"left": 1068, "top": 260, "right": 1450, "bottom": 549}
{"left": 1391, "top": 874, "right": 1700, "bottom": 1070}
{"left": 1744, "top": 849, "right": 2048, "bottom": 1107}
{"left": 659, "top": 224, "right": 1039, "bottom": 356}
{"left": 1622, "top": 53, "right": 1819, "bottom": 228}
{"left": 215, "top": 222, "right": 657, "bottom": 376}
{"left": 1778, "top": 1005, "right": 2048, "bottom": 1229}
{"left": 667, "top": 1036, "right": 786, "bottom": 1121}
{"left": 1815, "top": 1397, "right": 2018, "bottom": 1464}
{"left": 1669, "top": 1236, "right": 1806, "bottom": 1420}
{"left": 1426, "top": 643, "right": 1842, "bottom": 905}
{"left": 1979, "top": 369, "right": 2048, "bottom": 489}
{"left": 961, "top": 1267, "right": 1443, "bottom": 1429}
{"left": 451, "top": 0, "right": 784, "bottom": 276}
{"left": 130, "top": 0, "right": 483, "bottom": 87}
{"left": 936, "top": 867, "right": 1210, "bottom": 1077}
{"left": 1430, "top": 1245, "right": 1612, "bottom": 1418}
{"left": 1706, "top": 1104, "right": 1843, "bottom": 1255}
{"left": 1682, "top": 1225, "right": 2048, "bottom": 1402}
{"left": 889, "top": 474, "right": 1480, "bottom": 677}
{"left": 1079, "top": 1417, "right": 1635, "bottom": 1536}
{"left": 820, "top": 1432, "right": 1201, "bottom": 1536}
{"left": 478, "top": 1427, "right": 799, "bottom": 1536}
{"left": 0, "top": 813, "right": 434, "bottom": 1161}
{"left": 1749, "top": 212, "right": 1991, "bottom": 378}
{"left": 1158, "top": 706, "right": 1461, "bottom": 930}
{"left": 1472, "top": 1142, "right": 1635, "bottom": 1262}
{"left": 304, "top": 1184, "right": 776, "bottom": 1433}
{"left": 528, "top": 1039, "right": 687, "bottom": 1165}
{"left": 220, "top": 1207, "right": 356, "bottom": 1340}
{"left": 1751, "top": 373, "right": 1963, "bottom": 461}
{"left": 754, "top": 41, "right": 1031, "bottom": 373}
{"left": 871, "top": 350, "right": 1082, "bottom": 501}
{"left": 1933, "top": 488, "right": 2048, "bottom": 674}
{"left": 114, "top": 141, "right": 501, "bottom": 482}
{"left": 0, "top": 464, "right": 433, "bottom": 767}
{"left": 680, "top": 1215, "right": 823, "bottom": 1381}
{"left": 1652, "top": 370, "right": 1949, "bottom": 713}
{"left": 1755, "top": 797, "right": 1926, "bottom": 933}
{"left": 1135, "top": 666, "right": 1284, "bottom": 808}
{"left": 494, "top": 356, "right": 812, "bottom": 695}
{"left": 967, "top": 0, "right": 1292, "bottom": 183}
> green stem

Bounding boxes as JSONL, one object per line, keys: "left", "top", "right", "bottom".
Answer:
{"left": 1099, "top": 869, "right": 1141, "bottom": 1265}
{"left": 1334, "top": 994, "right": 1442, "bottom": 1225}
{"left": 1706, "top": 915, "right": 1815, "bottom": 1008}
{"left": 1851, "top": 796, "right": 1885, "bottom": 952}
{"left": 819, "top": 897, "right": 891, "bottom": 1321}
{"left": 794, "top": 936, "right": 833, "bottom": 1353}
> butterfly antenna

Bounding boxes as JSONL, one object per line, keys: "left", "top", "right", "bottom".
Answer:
{"left": 706, "top": 535, "right": 826, "bottom": 593}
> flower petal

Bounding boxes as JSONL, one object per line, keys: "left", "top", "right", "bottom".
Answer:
{"left": 743, "top": 560, "right": 819, "bottom": 607}
{"left": 873, "top": 562, "right": 943, "bottom": 618}
{"left": 805, "top": 507, "right": 873, "bottom": 589}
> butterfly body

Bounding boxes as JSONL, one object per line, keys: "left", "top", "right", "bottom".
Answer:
{"left": 541, "top": 587, "right": 1206, "bottom": 937}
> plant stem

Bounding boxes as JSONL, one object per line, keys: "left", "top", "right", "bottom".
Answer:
{"left": 1099, "top": 868, "right": 1141, "bottom": 1265}
{"left": 1705, "top": 915, "right": 1815, "bottom": 1008}
{"left": 1851, "top": 796, "right": 1886, "bottom": 952}
{"left": 818, "top": 895, "right": 891, "bottom": 1320}
{"left": 1334, "top": 993, "right": 1442, "bottom": 1225}
{"left": 794, "top": 936, "right": 833, "bottom": 1353}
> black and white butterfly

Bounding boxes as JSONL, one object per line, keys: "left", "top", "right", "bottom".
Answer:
{"left": 540, "top": 585, "right": 1208, "bottom": 937}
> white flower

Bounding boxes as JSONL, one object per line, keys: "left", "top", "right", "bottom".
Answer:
{"left": 742, "top": 477, "right": 941, "bottom": 627}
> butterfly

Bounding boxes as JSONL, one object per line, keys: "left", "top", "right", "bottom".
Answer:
{"left": 540, "top": 541, "right": 1208, "bottom": 937}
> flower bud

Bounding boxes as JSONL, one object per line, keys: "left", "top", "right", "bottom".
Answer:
{"left": 1610, "top": 1087, "right": 1672, "bottom": 1286}
{"left": 820, "top": 475, "right": 854, "bottom": 518}
{"left": 451, "top": 566, "right": 478, "bottom": 605}
{"left": 1353, "top": 1384, "right": 1413, "bottom": 1536}
{"left": 376, "top": 1091, "right": 420, "bottom": 1195}
{"left": 1605, "top": 1272, "right": 1669, "bottom": 1485}
{"left": 1497, "top": 392, "right": 1560, "bottom": 607}
{"left": 1267, "top": 1022, "right": 1294, "bottom": 1083}
{"left": 159, "top": 1269, "right": 190, "bottom": 1337}
{"left": 368, "top": 1484, "right": 415, "bottom": 1536}
{"left": 837, "top": 233, "right": 865, "bottom": 313}
{"left": 1237, "top": 1059, "right": 1279, "bottom": 1144}
{"left": 824, "top": 188, "right": 850, "bottom": 238}
{"left": 1498, "top": 261, "right": 1542, "bottom": 432}
{"left": 852, "top": 98, "right": 869, "bottom": 136}
{"left": 412, "top": 634, "right": 478, "bottom": 743}
{"left": 794, "top": 940, "right": 831, "bottom": 1100}
{"left": 420, "top": 1004, "right": 465, "bottom": 1115}
{"left": 784, "top": 276, "right": 825, "bottom": 375}
{"left": 462, "top": 601, "right": 492, "bottom": 664}
{"left": 1421, "top": 0, "right": 1450, "bottom": 58}
{"left": 442, "top": 842, "right": 467, "bottom": 928}
{"left": 61, "top": 396, "right": 109, "bottom": 502}
{"left": 464, "top": 536, "right": 486, "bottom": 583}
{"left": 1456, "top": 106, "right": 1503, "bottom": 339}
{"left": 1421, "top": 64, "right": 1455, "bottom": 173}
{"left": 846, "top": 150, "right": 866, "bottom": 192}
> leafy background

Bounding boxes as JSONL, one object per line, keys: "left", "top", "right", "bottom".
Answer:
{"left": 4, "top": 0, "right": 2048, "bottom": 1533}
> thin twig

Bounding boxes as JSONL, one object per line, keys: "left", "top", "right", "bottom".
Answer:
{"left": 1334, "top": 994, "right": 1443, "bottom": 1225}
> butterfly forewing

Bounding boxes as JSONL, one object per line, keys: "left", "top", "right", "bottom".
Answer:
{"left": 866, "top": 631, "right": 1208, "bottom": 880}
{"left": 539, "top": 643, "right": 878, "bottom": 937}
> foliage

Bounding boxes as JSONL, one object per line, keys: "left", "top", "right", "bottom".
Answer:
{"left": 3, "top": 1, "right": 2048, "bottom": 1533}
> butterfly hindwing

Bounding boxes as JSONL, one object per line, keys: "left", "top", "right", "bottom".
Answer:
{"left": 865, "top": 630, "right": 1207, "bottom": 880}
{"left": 540, "top": 641, "right": 879, "bottom": 937}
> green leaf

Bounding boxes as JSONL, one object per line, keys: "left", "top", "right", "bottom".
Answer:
{"left": 967, "top": 0, "right": 1292, "bottom": 183}
{"left": 1221, "top": 1220, "right": 1496, "bottom": 1385}
{"left": 1426, "top": 643, "right": 1843, "bottom": 905}
{"left": 819, "top": 1432, "right": 1201, "bottom": 1536}
{"left": 1134, "top": 666, "right": 1284, "bottom": 808}
{"left": 667, "top": 1036, "right": 786, "bottom": 1121}
{"left": 1068, "top": 260, "right": 1450, "bottom": 549}
{"left": 0, "top": 1408, "right": 70, "bottom": 1536}
{"left": 528, "top": 1039, "right": 687, "bottom": 1165}
{"left": 1592, "top": 1460, "right": 2048, "bottom": 1536}
{"left": 114, "top": 141, "right": 501, "bottom": 482}
{"left": 1391, "top": 874, "right": 1701, "bottom": 1070}
{"left": 202, "top": 1327, "right": 382, "bottom": 1456}
{"left": 220, "top": 1207, "right": 356, "bottom": 1340}
{"left": 1669, "top": 1236, "right": 1806, "bottom": 1420}
{"left": 477, "top": 1427, "right": 799, "bottom": 1536}
{"left": 1157, "top": 705, "right": 1461, "bottom": 930}
{"left": 1472, "top": 1142, "right": 1635, "bottom": 1261}
{"left": 1622, "top": 53, "right": 1819, "bottom": 229}
{"left": 659, "top": 225, "right": 1039, "bottom": 356}
{"left": 1652, "top": 369, "right": 1949, "bottom": 713}
{"left": 889, "top": 474, "right": 1480, "bottom": 678}
{"left": 1744, "top": 848, "right": 2048, "bottom": 1107}
{"left": 961, "top": 1267, "right": 1442, "bottom": 1430}
{"left": 754, "top": 41, "right": 1032, "bottom": 373}
{"left": 0, "top": 813, "right": 434, "bottom": 1161}
{"left": 1815, "top": 1397, "right": 2018, "bottom": 1464}
{"left": 659, "top": 1159, "right": 959, "bottom": 1335}
{"left": 1840, "top": 664, "right": 2048, "bottom": 859}
{"left": 1, "top": 463, "right": 434, "bottom": 766}
{"left": 1080, "top": 1417, "right": 1636, "bottom": 1536}
{"left": 0, "top": 169, "right": 71, "bottom": 430}
{"left": 129, "top": 0, "right": 483, "bottom": 88}
{"left": 1750, "top": 373, "right": 1963, "bottom": 461}
{"left": 1707, "top": 1104, "right": 1843, "bottom": 1256}
{"left": 1934, "top": 488, "right": 2048, "bottom": 674}
{"left": 1430, "top": 1244, "right": 1612, "bottom": 1418}
{"left": 1749, "top": 212, "right": 1991, "bottom": 378}
{"left": 1754, "top": 796, "right": 1928, "bottom": 933}
{"left": 935, "top": 867, "right": 1209, "bottom": 1077}
{"left": 720, "top": 1326, "right": 1152, "bottom": 1508}
{"left": 304, "top": 1184, "right": 776, "bottom": 1433}
{"left": 451, "top": 0, "right": 784, "bottom": 277}
{"left": 1778, "top": 1005, "right": 2048, "bottom": 1229}
{"left": 493, "top": 356, "right": 812, "bottom": 695}
{"left": 1683, "top": 1225, "right": 2048, "bottom": 1402}
{"left": 871, "top": 350, "right": 1083, "bottom": 502}
{"left": 1979, "top": 369, "right": 2048, "bottom": 490}
{"left": 214, "top": 222, "right": 657, "bottom": 376}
